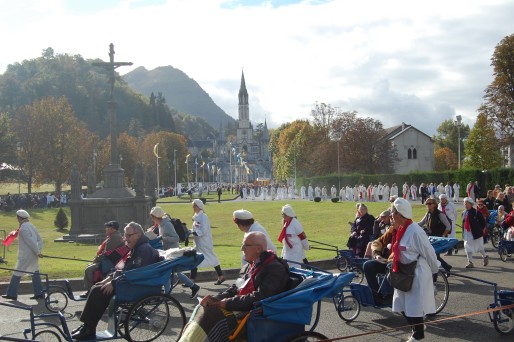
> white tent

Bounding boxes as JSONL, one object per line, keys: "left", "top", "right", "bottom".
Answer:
{"left": 0, "top": 162, "right": 19, "bottom": 170}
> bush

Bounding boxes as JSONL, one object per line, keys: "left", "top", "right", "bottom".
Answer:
{"left": 331, "top": 197, "right": 339, "bottom": 203}
{"left": 54, "top": 207, "right": 69, "bottom": 231}
{"left": 314, "top": 197, "right": 321, "bottom": 202}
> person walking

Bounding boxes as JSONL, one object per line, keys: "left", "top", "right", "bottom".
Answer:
{"left": 2, "top": 210, "right": 44, "bottom": 300}
{"left": 189, "top": 199, "right": 225, "bottom": 285}
{"left": 278, "top": 204, "right": 310, "bottom": 266}
{"left": 390, "top": 198, "right": 439, "bottom": 342}
{"left": 462, "top": 197, "right": 489, "bottom": 269}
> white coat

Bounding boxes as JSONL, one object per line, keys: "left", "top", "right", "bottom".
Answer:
{"left": 438, "top": 201, "right": 457, "bottom": 239}
{"left": 191, "top": 210, "right": 220, "bottom": 268}
{"left": 241, "top": 222, "right": 277, "bottom": 265}
{"left": 14, "top": 220, "right": 43, "bottom": 277}
{"left": 391, "top": 222, "right": 439, "bottom": 317}
{"left": 280, "top": 218, "right": 309, "bottom": 266}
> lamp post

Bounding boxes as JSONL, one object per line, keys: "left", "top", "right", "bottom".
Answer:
{"left": 173, "top": 149, "right": 177, "bottom": 193}
{"left": 17, "top": 142, "right": 21, "bottom": 194}
{"left": 455, "top": 115, "right": 462, "bottom": 169}
{"left": 330, "top": 132, "right": 342, "bottom": 190}
{"left": 293, "top": 142, "right": 297, "bottom": 192}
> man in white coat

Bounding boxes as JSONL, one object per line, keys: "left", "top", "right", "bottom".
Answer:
{"left": 233, "top": 209, "right": 276, "bottom": 265}
{"left": 453, "top": 182, "right": 460, "bottom": 203}
{"left": 2, "top": 210, "right": 44, "bottom": 300}
{"left": 307, "top": 184, "right": 314, "bottom": 200}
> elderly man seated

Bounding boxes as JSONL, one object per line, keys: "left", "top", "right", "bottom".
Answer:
{"left": 178, "top": 232, "right": 290, "bottom": 342}
{"left": 80, "top": 220, "right": 127, "bottom": 298}
{"left": 72, "top": 222, "right": 160, "bottom": 341}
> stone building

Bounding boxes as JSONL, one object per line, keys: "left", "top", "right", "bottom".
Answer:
{"left": 382, "top": 122, "right": 434, "bottom": 174}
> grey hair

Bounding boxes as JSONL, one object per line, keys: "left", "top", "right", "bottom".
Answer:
{"left": 125, "top": 221, "right": 144, "bottom": 235}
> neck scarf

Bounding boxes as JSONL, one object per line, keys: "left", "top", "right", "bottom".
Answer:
{"left": 97, "top": 237, "right": 109, "bottom": 256}
{"left": 2, "top": 226, "right": 21, "bottom": 247}
{"left": 238, "top": 252, "right": 276, "bottom": 296}
{"left": 464, "top": 211, "right": 471, "bottom": 232}
{"left": 278, "top": 219, "right": 293, "bottom": 248}
{"left": 391, "top": 219, "right": 413, "bottom": 272}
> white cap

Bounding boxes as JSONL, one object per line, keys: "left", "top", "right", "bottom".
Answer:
{"left": 16, "top": 209, "right": 30, "bottom": 219}
{"left": 233, "top": 209, "right": 253, "bottom": 220}
{"left": 150, "top": 206, "right": 165, "bottom": 218}
{"left": 281, "top": 204, "right": 296, "bottom": 218}
{"left": 393, "top": 198, "right": 412, "bottom": 219}
{"left": 193, "top": 199, "right": 204, "bottom": 210}
{"left": 463, "top": 197, "right": 476, "bottom": 206}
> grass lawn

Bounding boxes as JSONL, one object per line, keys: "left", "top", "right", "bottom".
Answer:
{"left": 0, "top": 198, "right": 465, "bottom": 282}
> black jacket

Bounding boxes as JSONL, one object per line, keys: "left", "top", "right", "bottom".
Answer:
{"left": 462, "top": 208, "right": 486, "bottom": 240}
{"left": 215, "top": 251, "right": 289, "bottom": 312}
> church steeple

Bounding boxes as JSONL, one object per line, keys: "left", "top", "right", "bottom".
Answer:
{"left": 238, "top": 70, "right": 250, "bottom": 126}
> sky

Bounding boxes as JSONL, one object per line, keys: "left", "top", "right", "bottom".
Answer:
{"left": 1, "top": 0, "right": 513, "bottom": 136}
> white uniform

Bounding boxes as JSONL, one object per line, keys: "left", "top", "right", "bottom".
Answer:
{"left": 242, "top": 222, "right": 277, "bottom": 265}
{"left": 439, "top": 201, "right": 457, "bottom": 239}
{"left": 453, "top": 183, "right": 460, "bottom": 202}
{"left": 192, "top": 210, "right": 221, "bottom": 268}
{"left": 392, "top": 223, "right": 439, "bottom": 317}
{"left": 280, "top": 218, "right": 309, "bottom": 266}
{"left": 14, "top": 221, "right": 43, "bottom": 277}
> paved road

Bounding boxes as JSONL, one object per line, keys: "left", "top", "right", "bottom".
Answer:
{"left": 1, "top": 244, "right": 513, "bottom": 341}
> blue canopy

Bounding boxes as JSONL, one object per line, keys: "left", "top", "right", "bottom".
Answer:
{"left": 256, "top": 270, "right": 355, "bottom": 325}
{"left": 122, "top": 254, "right": 204, "bottom": 287}
{"left": 429, "top": 237, "right": 459, "bottom": 254}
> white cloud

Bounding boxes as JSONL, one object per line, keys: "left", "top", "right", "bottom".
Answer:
{"left": 1, "top": 0, "right": 513, "bottom": 136}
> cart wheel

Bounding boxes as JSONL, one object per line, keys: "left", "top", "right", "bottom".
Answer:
{"left": 45, "top": 289, "right": 68, "bottom": 313}
{"left": 433, "top": 270, "right": 449, "bottom": 314}
{"left": 491, "top": 227, "right": 501, "bottom": 248}
{"left": 336, "top": 256, "right": 348, "bottom": 272}
{"left": 125, "top": 294, "right": 186, "bottom": 342}
{"left": 336, "top": 294, "right": 361, "bottom": 322}
{"left": 493, "top": 308, "right": 514, "bottom": 334}
{"left": 288, "top": 331, "right": 328, "bottom": 341}
{"left": 34, "top": 329, "right": 62, "bottom": 341}
{"left": 500, "top": 247, "right": 508, "bottom": 262}
{"left": 352, "top": 266, "right": 364, "bottom": 284}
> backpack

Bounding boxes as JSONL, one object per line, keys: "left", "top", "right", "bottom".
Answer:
{"left": 171, "top": 218, "right": 188, "bottom": 243}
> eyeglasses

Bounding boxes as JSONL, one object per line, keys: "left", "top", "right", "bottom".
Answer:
{"left": 241, "top": 243, "right": 259, "bottom": 248}
{"left": 425, "top": 202, "right": 435, "bottom": 205}
{"left": 124, "top": 232, "right": 138, "bottom": 238}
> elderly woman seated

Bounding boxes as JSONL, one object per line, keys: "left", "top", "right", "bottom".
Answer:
{"left": 178, "top": 232, "right": 290, "bottom": 342}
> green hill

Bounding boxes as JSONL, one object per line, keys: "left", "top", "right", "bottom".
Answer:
{"left": 123, "top": 66, "right": 235, "bottom": 129}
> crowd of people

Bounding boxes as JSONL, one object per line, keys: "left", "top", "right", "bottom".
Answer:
{"left": 0, "top": 192, "right": 70, "bottom": 211}
{"left": 3, "top": 179, "right": 514, "bottom": 342}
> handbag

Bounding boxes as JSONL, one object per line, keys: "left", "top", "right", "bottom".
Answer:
{"left": 387, "top": 260, "right": 417, "bottom": 292}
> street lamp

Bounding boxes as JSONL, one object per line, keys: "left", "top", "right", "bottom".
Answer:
{"left": 17, "top": 142, "right": 21, "bottom": 194}
{"left": 173, "top": 149, "right": 177, "bottom": 193}
{"left": 330, "top": 132, "right": 342, "bottom": 190}
{"left": 455, "top": 115, "right": 462, "bottom": 169}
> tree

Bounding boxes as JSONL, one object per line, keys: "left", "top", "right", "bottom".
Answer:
{"left": 434, "top": 147, "right": 458, "bottom": 171}
{"left": 13, "top": 96, "right": 94, "bottom": 192}
{"left": 0, "top": 112, "right": 16, "bottom": 165}
{"left": 433, "top": 119, "right": 470, "bottom": 160}
{"left": 463, "top": 113, "right": 502, "bottom": 170}
{"left": 480, "top": 34, "right": 514, "bottom": 143}
{"left": 54, "top": 207, "right": 69, "bottom": 231}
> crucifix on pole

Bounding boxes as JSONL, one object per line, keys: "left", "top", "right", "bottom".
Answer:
{"left": 93, "top": 43, "right": 133, "bottom": 167}
{"left": 92, "top": 43, "right": 133, "bottom": 188}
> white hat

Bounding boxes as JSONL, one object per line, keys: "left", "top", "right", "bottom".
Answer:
{"left": 463, "top": 197, "right": 476, "bottom": 206}
{"left": 439, "top": 194, "right": 447, "bottom": 200}
{"left": 150, "top": 206, "right": 165, "bottom": 218}
{"left": 16, "top": 209, "right": 30, "bottom": 219}
{"left": 393, "top": 198, "right": 412, "bottom": 219}
{"left": 192, "top": 199, "right": 204, "bottom": 210}
{"left": 233, "top": 209, "right": 253, "bottom": 220}
{"left": 281, "top": 204, "right": 296, "bottom": 218}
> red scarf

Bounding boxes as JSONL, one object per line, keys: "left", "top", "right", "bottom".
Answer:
{"left": 464, "top": 212, "right": 471, "bottom": 232}
{"left": 278, "top": 219, "right": 293, "bottom": 248}
{"left": 391, "top": 219, "right": 412, "bottom": 272}
{"left": 238, "top": 253, "right": 276, "bottom": 296}
{"left": 96, "top": 237, "right": 108, "bottom": 256}
{"left": 2, "top": 226, "right": 20, "bottom": 247}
